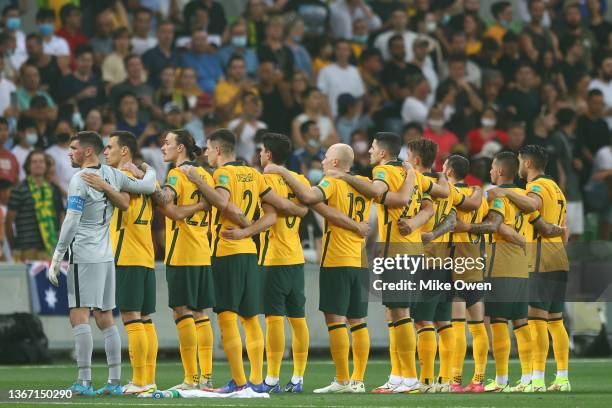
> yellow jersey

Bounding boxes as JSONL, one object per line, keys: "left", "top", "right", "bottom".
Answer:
{"left": 526, "top": 175, "right": 569, "bottom": 272}
{"left": 259, "top": 172, "right": 310, "bottom": 266}
{"left": 110, "top": 170, "right": 155, "bottom": 268}
{"left": 372, "top": 162, "right": 433, "bottom": 247}
{"left": 453, "top": 183, "right": 489, "bottom": 244}
{"left": 164, "top": 163, "right": 213, "bottom": 266}
{"left": 316, "top": 175, "right": 373, "bottom": 268}
{"left": 212, "top": 161, "right": 271, "bottom": 257}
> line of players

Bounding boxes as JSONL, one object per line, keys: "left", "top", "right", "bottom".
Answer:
{"left": 78, "top": 128, "right": 571, "bottom": 395}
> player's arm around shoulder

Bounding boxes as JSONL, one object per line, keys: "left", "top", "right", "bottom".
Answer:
{"left": 311, "top": 202, "right": 370, "bottom": 237}
{"left": 467, "top": 201, "right": 505, "bottom": 235}
{"left": 326, "top": 168, "right": 384, "bottom": 199}
{"left": 382, "top": 161, "right": 417, "bottom": 207}
{"left": 81, "top": 169, "right": 130, "bottom": 211}
{"left": 263, "top": 163, "right": 323, "bottom": 206}
{"left": 222, "top": 202, "right": 277, "bottom": 240}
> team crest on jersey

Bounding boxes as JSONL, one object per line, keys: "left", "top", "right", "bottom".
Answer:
{"left": 168, "top": 176, "right": 177, "bottom": 186}
{"left": 219, "top": 175, "right": 229, "bottom": 185}
{"left": 493, "top": 198, "right": 503, "bottom": 209}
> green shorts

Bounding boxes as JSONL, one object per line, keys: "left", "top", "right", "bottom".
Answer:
{"left": 116, "top": 266, "right": 156, "bottom": 315}
{"left": 166, "top": 265, "right": 215, "bottom": 310}
{"left": 319, "top": 266, "right": 368, "bottom": 319}
{"left": 212, "top": 254, "right": 261, "bottom": 317}
{"left": 529, "top": 271, "right": 567, "bottom": 314}
{"left": 412, "top": 268, "right": 452, "bottom": 322}
{"left": 485, "top": 277, "right": 529, "bottom": 321}
{"left": 263, "top": 264, "right": 306, "bottom": 317}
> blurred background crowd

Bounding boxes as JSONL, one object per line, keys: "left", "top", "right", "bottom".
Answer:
{"left": 0, "top": 0, "right": 611, "bottom": 263}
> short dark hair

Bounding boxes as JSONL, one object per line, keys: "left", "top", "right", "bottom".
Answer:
{"left": 387, "top": 33, "right": 404, "bottom": 51}
{"left": 26, "top": 33, "right": 42, "bottom": 44}
{"left": 403, "top": 121, "right": 423, "bottom": 135}
{"left": 75, "top": 43, "right": 93, "bottom": 58}
{"left": 407, "top": 138, "right": 437, "bottom": 168}
{"left": 518, "top": 144, "right": 548, "bottom": 170}
{"left": 262, "top": 132, "right": 292, "bottom": 165}
{"left": 446, "top": 154, "right": 470, "bottom": 180}
{"left": 124, "top": 53, "right": 141, "bottom": 67}
{"left": 134, "top": 6, "right": 153, "bottom": 18}
{"left": 208, "top": 128, "right": 236, "bottom": 153}
{"left": 2, "top": 4, "right": 18, "bottom": 17}
{"left": 60, "top": 3, "right": 79, "bottom": 24}
{"left": 170, "top": 128, "right": 201, "bottom": 160}
{"left": 493, "top": 151, "right": 519, "bottom": 177}
{"left": 447, "top": 53, "right": 467, "bottom": 66}
{"left": 302, "top": 86, "right": 320, "bottom": 100}
{"left": 110, "top": 131, "right": 138, "bottom": 158}
{"left": 36, "top": 7, "right": 55, "bottom": 21}
{"left": 556, "top": 107, "right": 576, "bottom": 127}
{"left": 72, "top": 131, "right": 104, "bottom": 155}
{"left": 491, "top": 1, "right": 511, "bottom": 19}
{"left": 588, "top": 88, "right": 604, "bottom": 99}
{"left": 359, "top": 47, "right": 382, "bottom": 64}
{"left": 300, "top": 120, "right": 317, "bottom": 136}
{"left": 227, "top": 54, "right": 245, "bottom": 69}
{"left": 374, "top": 132, "right": 401, "bottom": 158}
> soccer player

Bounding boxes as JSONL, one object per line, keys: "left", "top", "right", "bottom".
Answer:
{"left": 265, "top": 143, "right": 374, "bottom": 394}
{"left": 182, "top": 129, "right": 306, "bottom": 393}
{"left": 151, "top": 129, "right": 227, "bottom": 391}
{"left": 324, "top": 132, "right": 437, "bottom": 393}
{"left": 443, "top": 155, "right": 490, "bottom": 393}
{"left": 218, "top": 133, "right": 311, "bottom": 393}
{"left": 47, "top": 131, "right": 157, "bottom": 396}
{"left": 85, "top": 131, "right": 160, "bottom": 395}
{"left": 404, "top": 140, "right": 482, "bottom": 393}
{"left": 488, "top": 145, "right": 570, "bottom": 392}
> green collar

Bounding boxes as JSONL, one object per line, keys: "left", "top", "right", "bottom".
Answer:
{"left": 223, "top": 160, "right": 246, "bottom": 167}
{"left": 384, "top": 159, "right": 402, "bottom": 167}
{"left": 178, "top": 160, "right": 197, "bottom": 167}
{"left": 532, "top": 174, "right": 552, "bottom": 182}
{"left": 423, "top": 171, "right": 437, "bottom": 178}
{"left": 497, "top": 183, "right": 517, "bottom": 188}
{"left": 454, "top": 182, "right": 468, "bottom": 187}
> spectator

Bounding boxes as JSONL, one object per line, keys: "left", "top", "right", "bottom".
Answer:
{"left": 398, "top": 122, "right": 424, "bottom": 160}
{"left": 520, "top": 0, "right": 560, "bottom": 64}
{"left": 559, "top": 35, "right": 587, "bottom": 94}
{"left": 284, "top": 0, "right": 330, "bottom": 39}
{"left": 184, "top": 0, "right": 227, "bottom": 37}
{"left": 11, "top": 117, "right": 37, "bottom": 180}
{"left": 140, "top": 131, "right": 168, "bottom": 184}
{"left": 0, "top": 117, "right": 18, "bottom": 184}
{"left": 176, "top": 2, "right": 213, "bottom": 47}
{"left": 244, "top": 0, "right": 268, "bottom": 48}
{"left": 576, "top": 89, "right": 610, "bottom": 183}
{"left": 58, "top": 44, "right": 105, "bottom": 118}
{"left": 569, "top": 72, "right": 591, "bottom": 115}
{"left": 55, "top": 3, "right": 88, "bottom": 65}
{"left": 505, "top": 121, "right": 527, "bottom": 152}
{"left": 286, "top": 70, "right": 309, "bottom": 120}
{"left": 101, "top": 28, "right": 132, "bottom": 88}
{"left": 380, "top": 35, "right": 418, "bottom": 101}
{"left": 2, "top": 5, "right": 27, "bottom": 70}
{"left": 176, "top": 66, "right": 206, "bottom": 109}
{"left": 45, "top": 129, "right": 76, "bottom": 195}
{"left": 350, "top": 18, "right": 370, "bottom": 59}
{"left": 423, "top": 105, "right": 459, "bottom": 171}
{"left": 587, "top": 0, "right": 612, "bottom": 50}
{"left": 258, "top": 15, "right": 294, "bottom": 81}
{"left": 257, "top": 59, "right": 290, "bottom": 134}
{"left": 550, "top": 107, "right": 583, "bottom": 240}
{"left": 311, "top": 37, "right": 334, "bottom": 79}
{"left": 285, "top": 17, "right": 312, "bottom": 79}
{"left": 35, "top": 8, "right": 70, "bottom": 68}
{"left": 501, "top": 62, "right": 540, "bottom": 131}
{"left": 374, "top": 8, "right": 417, "bottom": 62}
{"left": 25, "top": 34, "right": 63, "bottom": 99}
{"left": 0, "top": 179, "right": 12, "bottom": 260}
{"left": 109, "top": 54, "right": 156, "bottom": 122}
{"left": 358, "top": 47, "right": 384, "bottom": 99}
{"left": 5, "top": 149, "right": 64, "bottom": 262}
{"left": 289, "top": 119, "right": 325, "bottom": 174}
{"left": 142, "top": 20, "right": 179, "bottom": 89}
{"left": 215, "top": 55, "right": 258, "bottom": 122}
{"left": 218, "top": 19, "right": 259, "bottom": 78}
{"left": 130, "top": 7, "right": 157, "bottom": 56}
{"left": 481, "top": 70, "right": 505, "bottom": 110}
{"left": 29, "top": 95, "right": 54, "bottom": 149}
{"left": 15, "top": 63, "right": 56, "bottom": 112}
{"left": 527, "top": 116, "right": 562, "bottom": 181}
{"left": 497, "top": 31, "right": 521, "bottom": 84}
{"left": 329, "top": 0, "right": 381, "bottom": 40}
{"left": 317, "top": 39, "right": 365, "bottom": 117}
{"left": 463, "top": 13, "right": 483, "bottom": 56}
{"left": 588, "top": 54, "right": 612, "bottom": 128}
{"left": 586, "top": 136, "right": 612, "bottom": 239}
{"left": 485, "top": 1, "right": 513, "bottom": 46}
{"left": 559, "top": 3, "right": 597, "bottom": 72}
{"left": 350, "top": 129, "right": 371, "bottom": 176}
{"left": 84, "top": 109, "right": 102, "bottom": 134}
{"left": 180, "top": 30, "right": 223, "bottom": 95}
{"left": 228, "top": 92, "right": 266, "bottom": 162}
{"left": 115, "top": 92, "right": 147, "bottom": 139}
{"left": 440, "top": 32, "right": 482, "bottom": 88}
{"left": 0, "top": 56, "right": 15, "bottom": 115}
{"left": 154, "top": 66, "right": 188, "bottom": 114}
{"left": 408, "top": 37, "right": 438, "bottom": 103}
{"left": 184, "top": 93, "right": 214, "bottom": 147}
{"left": 159, "top": 102, "right": 186, "bottom": 133}
{"left": 467, "top": 107, "right": 509, "bottom": 156}
{"left": 292, "top": 87, "right": 338, "bottom": 148}
{"left": 335, "top": 93, "right": 372, "bottom": 144}
{"left": 401, "top": 74, "right": 431, "bottom": 125}
{"left": 90, "top": 8, "right": 115, "bottom": 64}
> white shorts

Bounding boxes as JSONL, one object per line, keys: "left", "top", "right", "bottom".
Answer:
{"left": 566, "top": 201, "right": 584, "bottom": 235}
{"left": 67, "top": 262, "right": 115, "bottom": 311}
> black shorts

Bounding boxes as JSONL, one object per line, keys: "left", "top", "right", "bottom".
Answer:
{"left": 529, "top": 271, "right": 568, "bottom": 314}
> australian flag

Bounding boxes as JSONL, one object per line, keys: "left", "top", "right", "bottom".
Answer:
{"left": 27, "top": 261, "right": 69, "bottom": 315}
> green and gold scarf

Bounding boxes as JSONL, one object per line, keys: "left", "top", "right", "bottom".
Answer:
{"left": 27, "top": 176, "right": 58, "bottom": 256}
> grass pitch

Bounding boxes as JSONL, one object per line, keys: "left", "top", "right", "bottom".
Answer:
{"left": 0, "top": 358, "right": 610, "bottom": 407}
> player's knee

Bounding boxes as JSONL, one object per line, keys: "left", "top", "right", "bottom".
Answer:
{"left": 348, "top": 317, "right": 366, "bottom": 326}
{"left": 121, "top": 311, "right": 141, "bottom": 323}
{"left": 94, "top": 310, "right": 115, "bottom": 330}
{"left": 415, "top": 320, "right": 433, "bottom": 329}
{"left": 324, "top": 313, "right": 345, "bottom": 325}
{"left": 528, "top": 306, "right": 549, "bottom": 319}
{"left": 172, "top": 306, "right": 191, "bottom": 320}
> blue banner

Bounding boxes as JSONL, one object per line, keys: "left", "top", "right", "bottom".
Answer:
{"left": 27, "top": 261, "right": 69, "bottom": 316}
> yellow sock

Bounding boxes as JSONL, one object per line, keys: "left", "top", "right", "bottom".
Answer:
{"left": 349, "top": 323, "right": 370, "bottom": 382}
{"left": 529, "top": 318, "right": 549, "bottom": 373}
{"left": 327, "top": 323, "right": 350, "bottom": 382}
{"left": 218, "top": 311, "right": 246, "bottom": 386}
{"left": 175, "top": 316, "right": 198, "bottom": 385}
{"left": 451, "top": 320, "right": 466, "bottom": 384}
{"left": 514, "top": 323, "right": 533, "bottom": 377}
{"left": 143, "top": 320, "right": 158, "bottom": 386}
{"left": 437, "top": 324, "right": 455, "bottom": 384}
{"left": 195, "top": 317, "right": 213, "bottom": 383}
{"left": 394, "top": 318, "right": 417, "bottom": 378}
{"left": 265, "top": 316, "right": 285, "bottom": 379}
{"left": 387, "top": 322, "right": 400, "bottom": 377}
{"left": 417, "top": 326, "right": 437, "bottom": 384}
{"left": 241, "top": 316, "right": 264, "bottom": 385}
{"left": 491, "top": 321, "right": 510, "bottom": 379}
{"left": 548, "top": 317, "right": 569, "bottom": 373}
{"left": 125, "top": 320, "right": 147, "bottom": 387}
{"left": 468, "top": 321, "right": 488, "bottom": 383}
{"left": 288, "top": 317, "right": 309, "bottom": 378}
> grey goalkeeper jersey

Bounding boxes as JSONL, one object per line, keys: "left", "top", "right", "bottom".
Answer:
{"left": 56, "top": 164, "right": 156, "bottom": 264}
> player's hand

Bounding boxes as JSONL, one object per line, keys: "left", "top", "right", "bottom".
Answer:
{"left": 121, "top": 162, "right": 145, "bottom": 179}
{"left": 355, "top": 221, "right": 370, "bottom": 237}
{"left": 48, "top": 258, "right": 61, "bottom": 287}
{"left": 221, "top": 227, "right": 247, "bottom": 240}
{"left": 402, "top": 161, "right": 413, "bottom": 173}
{"left": 324, "top": 169, "right": 344, "bottom": 179}
{"left": 263, "top": 164, "right": 283, "bottom": 175}
{"left": 179, "top": 165, "right": 201, "bottom": 183}
{"left": 397, "top": 217, "right": 415, "bottom": 236}
{"left": 486, "top": 187, "right": 505, "bottom": 201}
{"left": 81, "top": 172, "right": 109, "bottom": 192}
{"left": 421, "top": 231, "right": 433, "bottom": 244}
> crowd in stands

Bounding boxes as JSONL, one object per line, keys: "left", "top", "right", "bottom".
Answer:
{"left": 0, "top": 0, "right": 611, "bottom": 262}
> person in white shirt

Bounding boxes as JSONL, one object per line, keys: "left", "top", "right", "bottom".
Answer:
{"left": 317, "top": 39, "right": 365, "bottom": 117}
{"left": 46, "top": 132, "right": 77, "bottom": 194}
{"left": 2, "top": 5, "right": 28, "bottom": 70}
{"left": 0, "top": 56, "right": 16, "bottom": 116}
{"left": 588, "top": 55, "right": 612, "bottom": 129}
{"left": 293, "top": 87, "right": 338, "bottom": 149}
{"left": 374, "top": 8, "right": 417, "bottom": 62}
{"left": 228, "top": 91, "right": 266, "bottom": 163}
{"left": 130, "top": 7, "right": 158, "bottom": 56}
{"left": 11, "top": 118, "right": 38, "bottom": 181}
{"left": 35, "top": 8, "right": 70, "bottom": 58}
{"left": 329, "top": 0, "right": 381, "bottom": 40}
{"left": 401, "top": 74, "right": 431, "bottom": 125}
